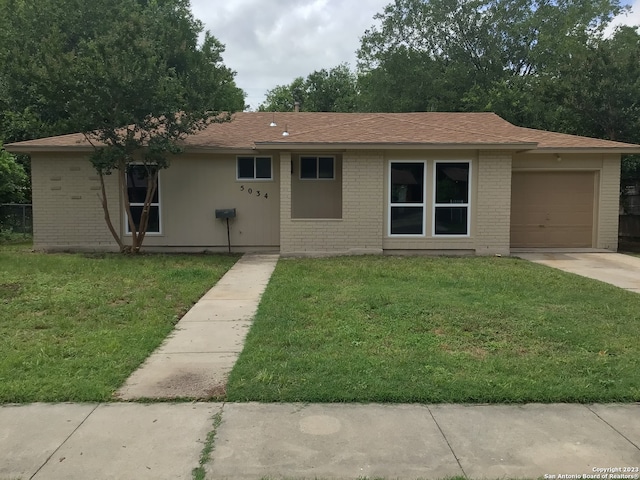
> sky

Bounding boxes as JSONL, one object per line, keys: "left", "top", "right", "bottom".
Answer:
{"left": 190, "top": 0, "right": 640, "bottom": 111}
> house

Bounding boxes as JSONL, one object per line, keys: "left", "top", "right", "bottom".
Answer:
{"left": 7, "top": 112, "right": 640, "bottom": 256}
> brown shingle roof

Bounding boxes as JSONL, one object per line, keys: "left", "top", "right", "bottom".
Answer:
{"left": 6, "top": 112, "right": 640, "bottom": 152}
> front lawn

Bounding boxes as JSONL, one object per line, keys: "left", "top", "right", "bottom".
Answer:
{"left": 0, "top": 245, "right": 238, "bottom": 402}
{"left": 227, "top": 256, "right": 640, "bottom": 403}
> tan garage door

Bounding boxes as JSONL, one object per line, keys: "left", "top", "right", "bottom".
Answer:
{"left": 511, "top": 171, "right": 595, "bottom": 248}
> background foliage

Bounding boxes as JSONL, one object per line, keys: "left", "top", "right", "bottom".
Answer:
{"left": 0, "top": 0, "right": 245, "bottom": 209}
{"left": 0, "top": 0, "right": 246, "bottom": 250}
{"left": 259, "top": 0, "right": 640, "bottom": 178}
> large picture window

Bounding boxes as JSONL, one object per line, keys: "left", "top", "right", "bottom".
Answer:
{"left": 300, "top": 156, "right": 334, "bottom": 179}
{"left": 237, "top": 156, "right": 272, "bottom": 180}
{"left": 433, "top": 162, "right": 470, "bottom": 236}
{"left": 389, "top": 162, "right": 425, "bottom": 235}
{"left": 126, "top": 164, "right": 160, "bottom": 234}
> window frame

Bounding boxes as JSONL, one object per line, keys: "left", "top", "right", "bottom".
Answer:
{"left": 299, "top": 155, "right": 335, "bottom": 180}
{"left": 236, "top": 156, "right": 273, "bottom": 181}
{"left": 388, "top": 160, "right": 427, "bottom": 237}
{"left": 432, "top": 160, "right": 471, "bottom": 237}
{"left": 125, "top": 163, "right": 162, "bottom": 236}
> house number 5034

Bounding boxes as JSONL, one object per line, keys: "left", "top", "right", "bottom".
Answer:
{"left": 240, "top": 185, "right": 268, "bottom": 199}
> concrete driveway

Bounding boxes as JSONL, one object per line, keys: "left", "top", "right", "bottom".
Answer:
{"left": 516, "top": 252, "right": 640, "bottom": 293}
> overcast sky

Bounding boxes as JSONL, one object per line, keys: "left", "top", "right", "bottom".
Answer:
{"left": 190, "top": 0, "right": 640, "bottom": 110}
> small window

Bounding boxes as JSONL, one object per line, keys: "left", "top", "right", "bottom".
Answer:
{"left": 300, "top": 156, "right": 334, "bottom": 180}
{"left": 126, "top": 164, "right": 160, "bottom": 234}
{"left": 434, "top": 162, "right": 470, "bottom": 236}
{"left": 237, "top": 156, "right": 272, "bottom": 180}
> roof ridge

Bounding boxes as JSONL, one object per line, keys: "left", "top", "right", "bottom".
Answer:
{"left": 392, "top": 113, "right": 530, "bottom": 144}
{"left": 512, "top": 125, "right": 639, "bottom": 147}
{"left": 276, "top": 113, "right": 380, "bottom": 139}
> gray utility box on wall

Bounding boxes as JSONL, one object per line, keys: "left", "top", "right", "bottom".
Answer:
{"left": 215, "top": 208, "right": 236, "bottom": 219}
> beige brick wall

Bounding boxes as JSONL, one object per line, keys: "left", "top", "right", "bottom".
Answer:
{"left": 32, "top": 149, "right": 620, "bottom": 254}
{"left": 475, "top": 151, "right": 513, "bottom": 255}
{"left": 598, "top": 155, "right": 620, "bottom": 250}
{"left": 279, "top": 148, "right": 515, "bottom": 256}
{"left": 280, "top": 151, "right": 384, "bottom": 255}
{"left": 31, "top": 153, "right": 120, "bottom": 251}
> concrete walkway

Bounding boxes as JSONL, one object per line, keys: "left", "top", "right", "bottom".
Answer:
{"left": 116, "top": 253, "right": 279, "bottom": 400}
{"left": 517, "top": 252, "right": 640, "bottom": 293}
{"left": 2, "top": 402, "right": 640, "bottom": 480}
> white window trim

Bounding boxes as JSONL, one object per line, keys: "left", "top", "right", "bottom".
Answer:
{"left": 299, "top": 155, "right": 335, "bottom": 180}
{"left": 388, "top": 160, "right": 427, "bottom": 237}
{"left": 432, "top": 160, "right": 471, "bottom": 237}
{"left": 125, "top": 164, "right": 162, "bottom": 236}
{"left": 236, "top": 156, "right": 273, "bottom": 181}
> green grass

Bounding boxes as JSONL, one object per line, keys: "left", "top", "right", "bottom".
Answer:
{"left": 192, "top": 410, "right": 223, "bottom": 480}
{"left": 227, "top": 256, "right": 640, "bottom": 403}
{"left": 0, "top": 231, "right": 32, "bottom": 245}
{"left": 0, "top": 244, "right": 238, "bottom": 403}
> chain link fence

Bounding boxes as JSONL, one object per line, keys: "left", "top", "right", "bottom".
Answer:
{"left": 0, "top": 204, "right": 33, "bottom": 234}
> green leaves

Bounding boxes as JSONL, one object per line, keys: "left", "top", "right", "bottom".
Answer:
{"left": 259, "top": 64, "right": 358, "bottom": 112}
{"left": 0, "top": 144, "right": 28, "bottom": 204}
{"left": 0, "top": 0, "right": 246, "bottom": 251}
{"left": 0, "top": 0, "right": 246, "bottom": 146}
{"left": 354, "top": 0, "right": 633, "bottom": 121}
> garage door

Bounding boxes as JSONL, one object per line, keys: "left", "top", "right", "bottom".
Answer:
{"left": 511, "top": 171, "right": 595, "bottom": 248}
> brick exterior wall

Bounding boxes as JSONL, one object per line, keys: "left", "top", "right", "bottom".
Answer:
{"left": 31, "top": 154, "right": 120, "bottom": 251}
{"left": 280, "top": 151, "right": 384, "bottom": 255}
{"left": 597, "top": 155, "right": 621, "bottom": 250}
{"left": 282, "top": 150, "right": 515, "bottom": 255}
{"left": 475, "top": 151, "right": 513, "bottom": 255}
{"left": 31, "top": 149, "right": 620, "bottom": 254}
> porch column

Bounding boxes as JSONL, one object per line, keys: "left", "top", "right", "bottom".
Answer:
{"left": 279, "top": 152, "right": 292, "bottom": 253}
{"left": 476, "top": 150, "right": 512, "bottom": 255}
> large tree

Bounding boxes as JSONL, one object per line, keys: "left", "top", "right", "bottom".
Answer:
{"left": 0, "top": 0, "right": 246, "bottom": 252}
{"left": 559, "top": 26, "right": 640, "bottom": 143}
{"left": 356, "top": 0, "right": 627, "bottom": 114}
{"left": 0, "top": 144, "right": 28, "bottom": 204}
{"left": 259, "top": 64, "right": 358, "bottom": 112}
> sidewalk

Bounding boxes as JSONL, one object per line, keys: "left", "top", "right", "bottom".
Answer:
{"left": 116, "top": 253, "right": 279, "bottom": 400}
{"left": 2, "top": 402, "right": 639, "bottom": 480}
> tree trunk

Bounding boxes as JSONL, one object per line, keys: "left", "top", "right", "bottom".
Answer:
{"left": 97, "top": 172, "right": 125, "bottom": 252}
{"left": 136, "top": 168, "right": 158, "bottom": 249}
{"left": 119, "top": 160, "right": 137, "bottom": 253}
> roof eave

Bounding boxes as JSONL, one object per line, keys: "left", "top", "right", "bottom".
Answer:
{"left": 183, "top": 146, "right": 258, "bottom": 155}
{"left": 253, "top": 142, "right": 538, "bottom": 150}
{"left": 4, "top": 144, "right": 95, "bottom": 154}
{"left": 520, "top": 147, "right": 640, "bottom": 154}
{"left": 5, "top": 144, "right": 258, "bottom": 155}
